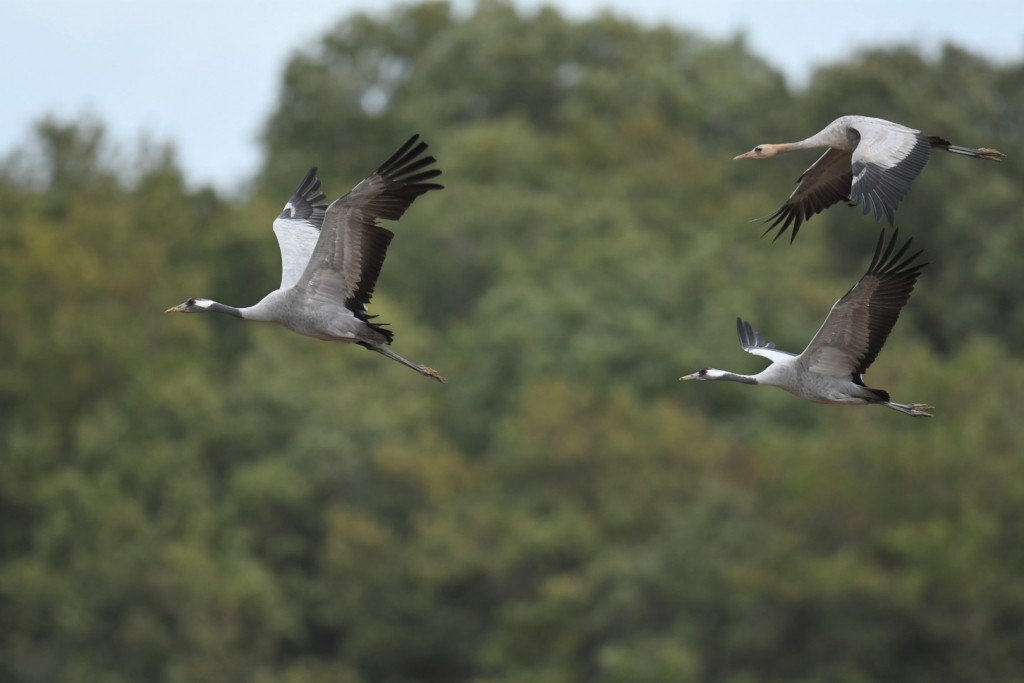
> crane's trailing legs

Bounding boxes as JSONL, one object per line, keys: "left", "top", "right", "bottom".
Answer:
{"left": 935, "top": 139, "right": 1007, "bottom": 160}
{"left": 360, "top": 342, "right": 447, "bottom": 383}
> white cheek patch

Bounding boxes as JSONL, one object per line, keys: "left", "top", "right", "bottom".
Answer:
{"left": 194, "top": 299, "right": 215, "bottom": 309}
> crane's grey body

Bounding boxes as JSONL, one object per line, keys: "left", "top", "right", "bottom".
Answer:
{"left": 735, "top": 115, "right": 1005, "bottom": 242}
{"left": 237, "top": 288, "right": 384, "bottom": 344}
{"left": 681, "top": 229, "right": 933, "bottom": 417}
{"left": 743, "top": 348, "right": 892, "bottom": 405}
{"left": 167, "top": 135, "right": 446, "bottom": 382}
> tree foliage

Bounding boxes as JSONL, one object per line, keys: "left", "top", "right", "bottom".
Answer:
{"left": 3, "top": 3, "right": 1024, "bottom": 682}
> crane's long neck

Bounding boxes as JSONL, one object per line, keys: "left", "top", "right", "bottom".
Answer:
{"left": 752, "top": 139, "right": 827, "bottom": 159}
{"left": 706, "top": 369, "right": 759, "bottom": 384}
{"left": 233, "top": 290, "right": 289, "bottom": 322}
{"left": 780, "top": 141, "right": 814, "bottom": 153}
{"left": 776, "top": 134, "right": 832, "bottom": 154}
{"left": 203, "top": 301, "right": 244, "bottom": 318}
{"left": 720, "top": 372, "right": 758, "bottom": 385}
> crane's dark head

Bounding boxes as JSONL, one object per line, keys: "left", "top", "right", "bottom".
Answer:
{"left": 679, "top": 367, "right": 726, "bottom": 381}
{"left": 733, "top": 144, "right": 781, "bottom": 160}
{"left": 165, "top": 297, "right": 216, "bottom": 313}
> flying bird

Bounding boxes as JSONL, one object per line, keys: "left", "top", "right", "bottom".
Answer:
{"left": 680, "top": 229, "right": 932, "bottom": 416}
{"left": 167, "top": 135, "right": 446, "bottom": 382}
{"left": 735, "top": 115, "right": 1006, "bottom": 242}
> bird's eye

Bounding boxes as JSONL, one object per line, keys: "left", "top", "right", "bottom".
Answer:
{"left": 699, "top": 368, "right": 708, "bottom": 377}
{"left": 754, "top": 146, "right": 763, "bottom": 154}
{"left": 187, "top": 298, "right": 197, "bottom": 306}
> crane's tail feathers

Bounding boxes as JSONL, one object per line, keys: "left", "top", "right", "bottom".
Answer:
{"left": 364, "top": 343, "right": 447, "bottom": 383}
{"left": 351, "top": 313, "right": 394, "bottom": 343}
{"left": 884, "top": 401, "right": 934, "bottom": 417}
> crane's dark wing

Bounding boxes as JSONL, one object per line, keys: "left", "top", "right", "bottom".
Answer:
{"left": 736, "top": 317, "right": 796, "bottom": 363}
{"left": 800, "top": 229, "right": 926, "bottom": 378}
{"left": 849, "top": 122, "right": 931, "bottom": 226}
{"left": 297, "top": 135, "right": 443, "bottom": 319}
{"left": 272, "top": 167, "right": 329, "bottom": 289}
{"left": 760, "top": 147, "right": 854, "bottom": 243}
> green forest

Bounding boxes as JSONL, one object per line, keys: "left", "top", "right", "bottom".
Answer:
{"left": 3, "top": 2, "right": 1024, "bottom": 681}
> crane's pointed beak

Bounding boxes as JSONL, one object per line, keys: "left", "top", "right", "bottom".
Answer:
{"left": 165, "top": 304, "right": 186, "bottom": 313}
{"left": 733, "top": 151, "right": 756, "bottom": 160}
{"left": 679, "top": 372, "right": 699, "bottom": 381}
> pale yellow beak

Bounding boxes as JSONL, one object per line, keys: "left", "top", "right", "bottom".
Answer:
{"left": 165, "top": 304, "right": 186, "bottom": 313}
{"left": 733, "top": 150, "right": 757, "bottom": 160}
{"left": 679, "top": 373, "right": 699, "bottom": 381}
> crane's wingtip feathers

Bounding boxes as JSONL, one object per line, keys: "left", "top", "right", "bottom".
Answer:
{"left": 757, "top": 209, "right": 801, "bottom": 243}
{"left": 760, "top": 221, "right": 786, "bottom": 243}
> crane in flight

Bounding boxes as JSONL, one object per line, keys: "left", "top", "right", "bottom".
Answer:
{"left": 735, "top": 115, "right": 1005, "bottom": 242}
{"left": 167, "top": 135, "right": 446, "bottom": 383}
{"left": 680, "top": 229, "right": 932, "bottom": 416}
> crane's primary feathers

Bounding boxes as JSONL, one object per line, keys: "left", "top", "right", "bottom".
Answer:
{"left": 166, "top": 135, "right": 447, "bottom": 383}
{"left": 681, "top": 229, "right": 933, "bottom": 417}
{"left": 734, "top": 115, "right": 1005, "bottom": 243}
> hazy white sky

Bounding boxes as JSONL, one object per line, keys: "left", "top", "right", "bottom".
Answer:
{"left": 3, "top": 0, "right": 1021, "bottom": 190}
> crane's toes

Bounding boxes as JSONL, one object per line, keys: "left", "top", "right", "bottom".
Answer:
{"left": 911, "top": 403, "right": 934, "bottom": 417}
{"left": 424, "top": 366, "right": 447, "bottom": 384}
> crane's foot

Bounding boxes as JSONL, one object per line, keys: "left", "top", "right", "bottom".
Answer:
{"left": 423, "top": 366, "right": 447, "bottom": 384}
{"left": 886, "top": 401, "right": 934, "bottom": 417}
{"left": 977, "top": 147, "right": 1006, "bottom": 160}
{"left": 907, "top": 403, "right": 934, "bottom": 417}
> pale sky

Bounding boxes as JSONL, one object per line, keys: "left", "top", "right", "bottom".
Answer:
{"left": 3, "top": 1, "right": 1021, "bottom": 190}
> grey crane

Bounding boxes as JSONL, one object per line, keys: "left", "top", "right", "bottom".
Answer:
{"left": 735, "top": 115, "right": 1005, "bottom": 242}
{"left": 166, "top": 135, "right": 446, "bottom": 383}
{"left": 680, "top": 229, "right": 932, "bottom": 417}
